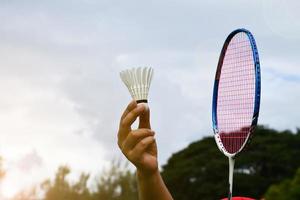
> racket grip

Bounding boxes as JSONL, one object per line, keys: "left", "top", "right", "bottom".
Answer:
{"left": 228, "top": 192, "right": 232, "bottom": 200}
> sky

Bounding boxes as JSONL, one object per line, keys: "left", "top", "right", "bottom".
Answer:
{"left": 0, "top": 0, "right": 299, "bottom": 198}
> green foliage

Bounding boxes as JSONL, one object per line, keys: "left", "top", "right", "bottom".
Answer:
{"left": 264, "top": 168, "right": 300, "bottom": 200}
{"left": 161, "top": 125, "right": 300, "bottom": 200}
{"left": 93, "top": 160, "right": 138, "bottom": 200}
{"left": 41, "top": 165, "right": 92, "bottom": 200}
{"left": 40, "top": 160, "right": 137, "bottom": 200}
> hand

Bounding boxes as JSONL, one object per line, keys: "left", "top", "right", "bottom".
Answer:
{"left": 118, "top": 101, "right": 158, "bottom": 175}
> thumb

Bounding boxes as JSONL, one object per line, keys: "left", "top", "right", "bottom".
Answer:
{"left": 138, "top": 104, "right": 151, "bottom": 129}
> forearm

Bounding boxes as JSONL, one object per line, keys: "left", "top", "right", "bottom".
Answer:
{"left": 137, "top": 169, "right": 173, "bottom": 200}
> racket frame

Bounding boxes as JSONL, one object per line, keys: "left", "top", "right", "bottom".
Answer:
{"left": 212, "top": 29, "right": 261, "bottom": 200}
{"left": 212, "top": 28, "right": 261, "bottom": 158}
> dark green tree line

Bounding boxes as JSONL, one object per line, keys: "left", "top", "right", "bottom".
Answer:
{"left": 161, "top": 126, "right": 300, "bottom": 200}
{"left": 265, "top": 167, "right": 300, "bottom": 200}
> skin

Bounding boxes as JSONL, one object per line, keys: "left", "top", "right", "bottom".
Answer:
{"left": 118, "top": 101, "right": 173, "bottom": 200}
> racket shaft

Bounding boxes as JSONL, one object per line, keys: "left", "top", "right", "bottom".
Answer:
{"left": 228, "top": 157, "right": 235, "bottom": 200}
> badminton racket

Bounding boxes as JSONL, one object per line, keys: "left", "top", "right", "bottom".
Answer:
{"left": 212, "top": 28, "right": 261, "bottom": 200}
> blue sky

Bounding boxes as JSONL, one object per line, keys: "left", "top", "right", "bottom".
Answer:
{"left": 0, "top": 0, "right": 299, "bottom": 197}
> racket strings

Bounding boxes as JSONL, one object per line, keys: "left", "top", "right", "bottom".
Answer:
{"left": 217, "top": 32, "right": 255, "bottom": 154}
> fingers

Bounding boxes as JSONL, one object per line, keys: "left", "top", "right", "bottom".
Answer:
{"left": 129, "top": 136, "right": 155, "bottom": 159}
{"left": 121, "top": 100, "right": 137, "bottom": 121}
{"left": 120, "top": 104, "right": 145, "bottom": 130}
{"left": 118, "top": 103, "right": 146, "bottom": 143}
{"left": 121, "top": 129, "right": 154, "bottom": 152}
{"left": 139, "top": 104, "right": 151, "bottom": 129}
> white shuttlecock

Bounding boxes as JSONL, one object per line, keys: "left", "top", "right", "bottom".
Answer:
{"left": 120, "top": 67, "right": 154, "bottom": 104}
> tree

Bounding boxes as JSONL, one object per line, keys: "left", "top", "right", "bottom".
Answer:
{"left": 41, "top": 165, "right": 92, "bottom": 200}
{"left": 264, "top": 167, "right": 300, "bottom": 200}
{"left": 40, "top": 160, "right": 137, "bottom": 200}
{"left": 161, "top": 125, "right": 300, "bottom": 200}
{"left": 92, "top": 160, "right": 138, "bottom": 200}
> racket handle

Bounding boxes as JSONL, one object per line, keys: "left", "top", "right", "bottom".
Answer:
{"left": 228, "top": 192, "right": 232, "bottom": 200}
{"left": 228, "top": 157, "right": 235, "bottom": 200}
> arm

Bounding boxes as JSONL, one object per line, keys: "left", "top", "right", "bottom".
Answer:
{"left": 136, "top": 168, "right": 173, "bottom": 200}
{"left": 117, "top": 101, "right": 173, "bottom": 200}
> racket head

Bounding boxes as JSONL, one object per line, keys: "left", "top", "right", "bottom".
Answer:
{"left": 212, "top": 29, "right": 261, "bottom": 157}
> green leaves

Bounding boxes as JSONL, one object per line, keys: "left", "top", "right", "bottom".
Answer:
{"left": 94, "top": 160, "right": 138, "bottom": 200}
{"left": 41, "top": 165, "right": 91, "bottom": 200}
{"left": 41, "top": 161, "right": 137, "bottom": 200}
{"left": 265, "top": 168, "right": 300, "bottom": 200}
{"left": 161, "top": 125, "right": 300, "bottom": 200}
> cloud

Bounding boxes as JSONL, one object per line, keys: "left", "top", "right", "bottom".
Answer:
{"left": 262, "top": 0, "right": 300, "bottom": 40}
{"left": 16, "top": 150, "right": 43, "bottom": 172}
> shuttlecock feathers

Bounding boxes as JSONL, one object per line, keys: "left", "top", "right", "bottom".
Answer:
{"left": 120, "top": 67, "right": 154, "bottom": 103}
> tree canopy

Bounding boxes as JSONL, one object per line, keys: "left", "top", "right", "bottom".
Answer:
{"left": 161, "top": 125, "right": 300, "bottom": 200}
{"left": 19, "top": 160, "right": 138, "bottom": 200}
{"left": 264, "top": 167, "right": 300, "bottom": 200}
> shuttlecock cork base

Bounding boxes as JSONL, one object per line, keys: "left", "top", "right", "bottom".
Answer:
{"left": 136, "top": 99, "right": 148, "bottom": 104}
{"left": 120, "top": 67, "right": 154, "bottom": 104}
